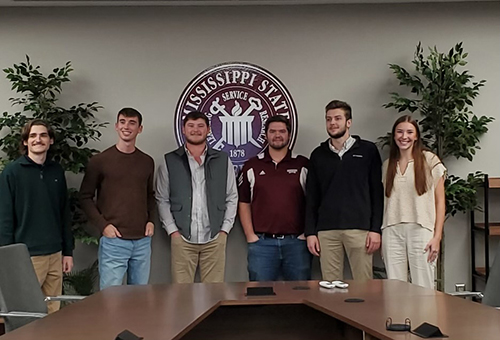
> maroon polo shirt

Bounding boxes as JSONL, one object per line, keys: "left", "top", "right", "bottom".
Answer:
{"left": 238, "top": 149, "right": 308, "bottom": 235}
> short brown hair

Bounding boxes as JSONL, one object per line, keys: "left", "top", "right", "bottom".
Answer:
{"left": 20, "top": 119, "right": 55, "bottom": 154}
{"left": 183, "top": 111, "right": 209, "bottom": 127}
{"left": 117, "top": 107, "right": 143, "bottom": 126}
{"left": 325, "top": 100, "right": 352, "bottom": 120}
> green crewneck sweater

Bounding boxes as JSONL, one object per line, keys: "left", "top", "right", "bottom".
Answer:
{"left": 0, "top": 155, "right": 73, "bottom": 256}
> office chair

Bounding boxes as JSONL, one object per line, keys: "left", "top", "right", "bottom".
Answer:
{"left": 0, "top": 244, "right": 84, "bottom": 332}
{"left": 481, "top": 241, "right": 500, "bottom": 307}
{"left": 450, "top": 241, "right": 500, "bottom": 308}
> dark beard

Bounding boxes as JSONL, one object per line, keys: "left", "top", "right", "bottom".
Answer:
{"left": 268, "top": 140, "right": 289, "bottom": 151}
{"left": 185, "top": 136, "right": 207, "bottom": 145}
{"left": 328, "top": 127, "right": 347, "bottom": 140}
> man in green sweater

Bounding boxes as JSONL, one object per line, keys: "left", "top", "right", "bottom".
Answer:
{"left": 0, "top": 119, "right": 74, "bottom": 313}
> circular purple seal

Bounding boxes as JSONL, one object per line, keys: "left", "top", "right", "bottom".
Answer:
{"left": 174, "top": 62, "right": 297, "bottom": 169}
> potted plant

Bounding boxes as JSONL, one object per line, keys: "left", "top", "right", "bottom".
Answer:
{"left": 63, "top": 260, "right": 99, "bottom": 298}
{"left": 381, "top": 42, "right": 494, "bottom": 290}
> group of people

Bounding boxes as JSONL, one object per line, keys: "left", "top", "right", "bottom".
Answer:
{"left": 0, "top": 100, "right": 446, "bottom": 313}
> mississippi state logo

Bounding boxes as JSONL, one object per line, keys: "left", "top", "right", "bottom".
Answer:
{"left": 174, "top": 62, "right": 297, "bottom": 170}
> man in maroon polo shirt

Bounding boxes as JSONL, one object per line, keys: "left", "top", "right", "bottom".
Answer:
{"left": 238, "top": 115, "right": 311, "bottom": 281}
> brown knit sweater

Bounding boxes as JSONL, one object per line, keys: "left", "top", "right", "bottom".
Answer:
{"left": 80, "top": 146, "right": 155, "bottom": 239}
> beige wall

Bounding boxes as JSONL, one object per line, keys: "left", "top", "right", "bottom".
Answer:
{"left": 1, "top": 2, "right": 499, "bottom": 292}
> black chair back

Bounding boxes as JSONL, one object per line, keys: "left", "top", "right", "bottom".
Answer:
{"left": 0, "top": 244, "right": 48, "bottom": 332}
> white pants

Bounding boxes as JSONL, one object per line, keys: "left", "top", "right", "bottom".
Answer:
{"left": 382, "top": 223, "right": 436, "bottom": 289}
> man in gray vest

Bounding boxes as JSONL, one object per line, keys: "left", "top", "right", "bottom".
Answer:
{"left": 156, "top": 111, "right": 238, "bottom": 283}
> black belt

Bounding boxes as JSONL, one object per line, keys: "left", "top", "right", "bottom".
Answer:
{"left": 257, "top": 233, "right": 297, "bottom": 239}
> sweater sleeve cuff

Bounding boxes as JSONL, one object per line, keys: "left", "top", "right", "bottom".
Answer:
{"left": 304, "top": 225, "right": 317, "bottom": 236}
{"left": 147, "top": 207, "right": 157, "bottom": 224}
{"left": 97, "top": 219, "right": 110, "bottom": 233}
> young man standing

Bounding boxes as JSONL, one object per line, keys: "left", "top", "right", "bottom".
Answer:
{"left": 305, "top": 100, "right": 383, "bottom": 282}
{"left": 156, "top": 111, "right": 238, "bottom": 283}
{"left": 0, "top": 120, "right": 74, "bottom": 313}
{"left": 80, "top": 108, "right": 155, "bottom": 290}
{"left": 238, "top": 115, "right": 310, "bottom": 281}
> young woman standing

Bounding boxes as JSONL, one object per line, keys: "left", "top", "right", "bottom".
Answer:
{"left": 382, "top": 115, "right": 446, "bottom": 289}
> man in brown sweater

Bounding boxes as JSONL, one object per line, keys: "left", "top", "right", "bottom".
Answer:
{"left": 80, "top": 108, "right": 155, "bottom": 290}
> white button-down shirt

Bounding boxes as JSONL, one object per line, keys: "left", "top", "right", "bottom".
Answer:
{"left": 156, "top": 146, "right": 238, "bottom": 244}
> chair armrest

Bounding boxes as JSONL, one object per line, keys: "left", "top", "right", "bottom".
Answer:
{"left": 0, "top": 311, "right": 47, "bottom": 318}
{"left": 44, "top": 295, "right": 86, "bottom": 302}
{"left": 449, "top": 291, "right": 484, "bottom": 299}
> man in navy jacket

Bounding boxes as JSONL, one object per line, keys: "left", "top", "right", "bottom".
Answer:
{"left": 305, "top": 100, "right": 383, "bottom": 281}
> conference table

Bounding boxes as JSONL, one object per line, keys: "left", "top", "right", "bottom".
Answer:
{"left": 2, "top": 280, "right": 499, "bottom": 340}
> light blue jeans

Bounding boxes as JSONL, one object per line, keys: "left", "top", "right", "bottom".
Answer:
{"left": 98, "top": 236, "right": 152, "bottom": 290}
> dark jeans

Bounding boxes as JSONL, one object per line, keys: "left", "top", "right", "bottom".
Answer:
{"left": 247, "top": 234, "right": 312, "bottom": 281}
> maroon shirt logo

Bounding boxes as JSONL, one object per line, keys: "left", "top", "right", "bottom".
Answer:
{"left": 175, "top": 62, "right": 297, "bottom": 171}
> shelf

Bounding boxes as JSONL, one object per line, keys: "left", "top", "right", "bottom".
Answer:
{"left": 475, "top": 267, "right": 486, "bottom": 276}
{"left": 488, "top": 177, "right": 500, "bottom": 188}
{"left": 473, "top": 223, "right": 500, "bottom": 236}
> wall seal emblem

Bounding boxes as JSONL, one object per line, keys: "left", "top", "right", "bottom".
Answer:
{"left": 175, "top": 62, "right": 297, "bottom": 171}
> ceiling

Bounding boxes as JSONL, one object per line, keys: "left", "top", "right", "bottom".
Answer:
{"left": 0, "top": 0, "right": 497, "bottom": 7}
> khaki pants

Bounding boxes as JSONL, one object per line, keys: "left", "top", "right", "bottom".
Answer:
{"left": 318, "top": 230, "right": 372, "bottom": 281}
{"left": 171, "top": 233, "right": 227, "bottom": 283}
{"left": 382, "top": 223, "right": 435, "bottom": 289}
{"left": 30, "top": 252, "right": 62, "bottom": 313}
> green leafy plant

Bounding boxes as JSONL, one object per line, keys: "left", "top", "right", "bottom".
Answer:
{"left": 445, "top": 172, "right": 485, "bottom": 217}
{"left": 0, "top": 56, "right": 108, "bottom": 245}
{"left": 382, "top": 42, "right": 494, "bottom": 217}
{"left": 62, "top": 260, "right": 99, "bottom": 303}
{"left": 381, "top": 43, "right": 494, "bottom": 290}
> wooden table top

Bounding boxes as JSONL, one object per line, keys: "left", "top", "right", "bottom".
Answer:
{"left": 2, "top": 280, "right": 499, "bottom": 340}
